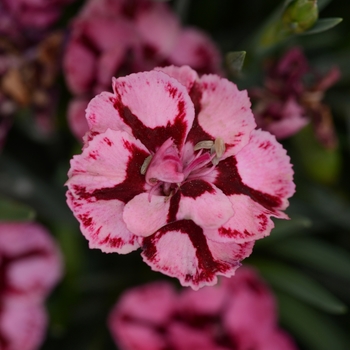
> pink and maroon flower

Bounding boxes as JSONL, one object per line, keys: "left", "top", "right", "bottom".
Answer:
{"left": 0, "top": 222, "right": 63, "bottom": 350}
{"left": 66, "top": 65, "right": 295, "bottom": 289}
{"left": 108, "top": 267, "right": 299, "bottom": 350}
{"left": 250, "top": 47, "right": 340, "bottom": 149}
{"left": 63, "top": 0, "right": 222, "bottom": 140}
{"left": 0, "top": 0, "right": 74, "bottom": 31}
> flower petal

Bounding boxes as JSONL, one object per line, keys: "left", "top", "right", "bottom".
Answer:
{"left": 112, "top": 70, "right": 195, "bottom": 152}
{"left": 67, "top": 98, "right": 89, "bottom": 141}
{"left": 0, "top": 296, "right": 47, "bottom": 350}
{"left": 67, "top": 129, "right": 149, "bottom": 200}
{"left": 208, "top": 194, "right": 283, "bottom": 243}
{"left": 223, "top": 268, "right": 277, "bottom": 349}
{"left": 154, "top": 65, "right": 198, "bottom": 92}
{"left": 85, "top": 91, "right": 133, "bottom": 138}
{"left": 187, "top": 75, "right": 256, "bottom": 157}
{"left": 169, "top": 28, "right": 222, "bottom": 75}
{"left": 235, "top": 129, "right": 295, "bottom": 210}
{"left": 63, "top": 39, "right": 96, "bottom": 95}
{"left": 67, "top": 191, "right": 139, "bottom": 253}
{"left": 177, "top": 180, "right": 234, "bottom": 230}
{"left": 141, "top": 220, "right": 252, "bottom": 290}
{"left": 123, "top": 193, "right": 170, "bottom": 237}
{"left": 135, "top": 2, "right": 180, "bottom": 57}
{"left": 66, "top": 129, "right": 150, "bottom": 252}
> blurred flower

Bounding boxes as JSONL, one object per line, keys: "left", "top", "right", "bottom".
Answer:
{"left": 250, "top": 47, "right": 340, "bottom": 149}
{"left": 108, "top": 267, "right": 298, "bottom": 350}
{"left": 0, "top": 0, "right": 74, "bottom": 31}
{"left": 0, "top": 0, "right": 72, "bottom": 145}
{"left": 0, "top": 222, "right": 63, "bottom": 350}
{"left": 66, "top": 65, "right": 295, "bottom": 289}
{"left": 63, "top": 0, "right": 222, "bottom": 140}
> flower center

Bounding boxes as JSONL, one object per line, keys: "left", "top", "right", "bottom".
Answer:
{"left": 141, "top": 137, "right": 225, "bottom": 197}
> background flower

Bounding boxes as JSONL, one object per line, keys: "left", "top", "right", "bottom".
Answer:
{"left": 250, "top": 47, "right": 340, "bottom": 149}
{"left": 63, "top": 0, "right": 222, "bottom": 140}
{"left": 0, "top": 222, "right": 63, "bottom": 350}
{"left": 108, "top": 267, "right": 298, "bottom": 350}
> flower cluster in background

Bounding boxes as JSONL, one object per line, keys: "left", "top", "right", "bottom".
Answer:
{"left": 250, "top": 47, "right": 340, "bottom": 149}
{"left": 1, "top": 0, "right": 350, "bottom": 350}
{"left": 109, "top": 267, "right": 298, "bottom": 350}
{"left": 64, "top": 0, "right": 221, "bottom": 139}
{"left": 0, "top": 222, "right": 62, "bottom": 350}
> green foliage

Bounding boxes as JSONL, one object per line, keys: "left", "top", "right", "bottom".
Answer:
{"left": 255, "top": 260, "right": 347, "bottom": 314}
{"left": 0, "top": 195, "right": 35, "bottom": 221}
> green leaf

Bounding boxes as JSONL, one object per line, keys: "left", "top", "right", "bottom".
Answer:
{"left": 302, "top": 17, "right": 343, "bottom": 35}
{"left": 256, "top": 215, "right": 312, "bottom": 247}
{"left": 292, "top": 124, "right": 341, "bottom": 184}
{"left": 267, "top": 237, "right": 350, "bottom": 281}
{"left": 225, "top": 51, "right": 246, "bottom": 76}
{"left": 256, "top": 260, "right": 347, "bottom": 314}
{"left": 278, "top": 293, "right": 349, "bottom": 350}
{"left": 304, "top": 185, "right": 350, "bottom": 230}
{"left": 0, "top": 195, "right": 35, "bottom": 221}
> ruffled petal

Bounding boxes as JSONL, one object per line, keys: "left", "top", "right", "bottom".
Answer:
{"left": 67, "top": 191, "right": 139, "bottom": 253}
{"left": 141, "top": 220, "right": 252, "bottom": 290}
{"left": 208, "top": 194, "right": 283, "bottom": 243}
{"left": 154, "top": 65, "right": 198, "bottom": 92}
{"left": 85, "top": 91, "right": 133, "bottom": 138}
{"left": 187, "top": 74, "right": 256, "bottom": 157}
{"left": 177, "top": 180, "right": 234, "bottom": 230}
{"left": 67, "top": 129, "right": 148, "bottom": 194}
{"left": 235, "top": 129, "right": 295, "bottom": 210}
{"left": 66, "top": 129, "right": 150, "bottom": 252}
{"left": 123, "top": 193, "right": 170, "bottom": 237}
{"left": 112, "top": 70, "right": 195, "bottom": 152}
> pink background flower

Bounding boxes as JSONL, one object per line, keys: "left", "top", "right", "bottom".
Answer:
{"left": 66, "top": 65, "right": 295, "bottom": 289}
{"left": 0, "top": 222, "right": 63, "bottom": 350}
{"left": 251, "top": 47, "right": 340, "bottom": 148}
{"left": 0, "top": 0, "right": 74, "bottom": 30}
{"left": 108, "top": 267, "right": 299, "bottom": 350}
{"left": 63, "top": 0, "right": 222, "bottom": 140}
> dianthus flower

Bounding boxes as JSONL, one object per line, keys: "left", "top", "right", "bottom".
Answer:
{"left": 250, "top": 47, "right": 340, "bottom": 149}
{"left": 0, "top": 0, "right": 74, "bottom": 30}
{"left": 63, "top": 0, "right": 222, "bottom": 139}
{"left": 66, "top": 65, "right": 295, "bottom": 289}
{"left": 0, "top": 222, "right": 63, "bottom": 350}
{"left": 108, "top": 267, "right": 298, "bottom": 350}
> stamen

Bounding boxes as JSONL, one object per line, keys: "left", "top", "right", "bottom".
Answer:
{"left": 194, "top": 140, "right": 214, "bottom": 151}
{"left": 211, "top": 137, "right": 226, "bottom": 165}
{"left": 214, "top": 137, "right": 226, "bottom": 158}
{"left": 140, "top": 155, "right": 153, "bottom": 175}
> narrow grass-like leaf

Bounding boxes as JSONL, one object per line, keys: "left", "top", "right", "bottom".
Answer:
{"left": 256, "top": 260, "right": 347, "bottom": 314}
{"left": 302, "top": 18, "right": 343, "bottom": 35}
{"left": 256, "top": 215, "right": 312, "bottom": 246}
{"left": 277, "top": 293, "right": 349, "bottom": 350}
{"left": 267, "top": 237, "right": 350, "bottom": 281}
